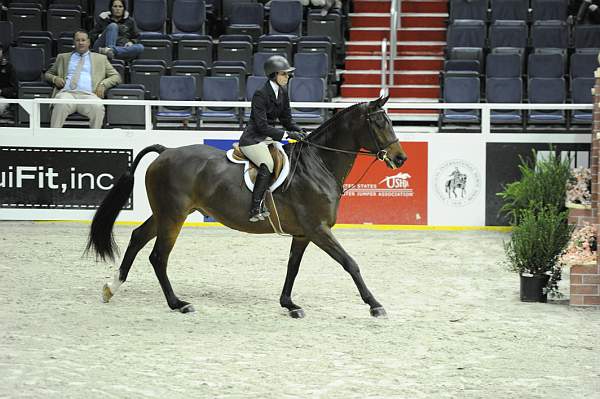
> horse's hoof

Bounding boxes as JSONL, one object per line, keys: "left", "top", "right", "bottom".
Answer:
{"left": 370, "top": 307, "right": 387, "bottom": 318}
{"left": 101, "top": 283, "right": 113, "bottom": 303}
{"left": 180, "top": 304, "right": 195, "bottom": 313}
{"left": 289, "top": 309, "right": 305, "bottom": 319}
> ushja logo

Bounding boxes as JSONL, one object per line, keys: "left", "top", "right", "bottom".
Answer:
{"left": 379, "top": 172, "right": 411, "bottom": 188}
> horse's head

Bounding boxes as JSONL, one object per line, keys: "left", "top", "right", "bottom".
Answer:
{"left": 364, "top": 96, "right": 408, "bottom": 169}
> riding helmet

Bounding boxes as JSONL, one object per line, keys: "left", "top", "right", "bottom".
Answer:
{"left": 264, "top": 55, "right": 295, "bottom": 79}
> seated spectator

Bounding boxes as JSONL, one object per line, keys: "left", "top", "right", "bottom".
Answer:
{"left": 90, "top": 0, "right": 144, "bottom": 61}
{"left": 45, "top": 30, "right": 121, "bottom": 129}
{"left": 570, "top": 0, "right": 600, "bottom": 24}
{"left": 0, "top": 44, "right": 17, "bottom": 119}
{"left": 300, "top": 0, "right": 342, "bottom": 16}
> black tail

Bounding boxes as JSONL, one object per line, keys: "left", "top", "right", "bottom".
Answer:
{"left": 85, "top": 144, "right": 167, "bottom": 262}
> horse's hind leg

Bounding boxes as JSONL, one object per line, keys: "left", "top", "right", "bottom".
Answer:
{"left": 309, "top": 226, "right": 386, "bottom": 318}
{"left": 280, "top": 236, "right": 310, "bottom": 318}
{"left": 102, "top": 216, "right": 157, "bottom": 303}
{"left": 149, "top": 215, "right": 193, "bottom": 313}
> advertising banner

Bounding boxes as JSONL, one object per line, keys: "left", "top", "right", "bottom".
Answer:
{"left": 0, "top": 147, "right": 132, "bottom": 209}
{"left": 428, "top": 136, "right": 486, "bottom": 226}
{"left": 336, "top": 142, "right": 429, "bottom": 225}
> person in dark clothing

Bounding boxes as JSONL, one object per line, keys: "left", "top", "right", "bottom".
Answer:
{"left": 239, "top": 55, "right": 307, "bottom": 222}
{"left": 570, "top": 0, "right": 600, "bottom": 24}
{"left": 90, "top": 0, "right": 144, "bottom": 61}
{"left": 0, "top": 45, "right": 17, "bottom": 118}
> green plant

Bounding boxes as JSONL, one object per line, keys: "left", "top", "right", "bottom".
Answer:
{"left": 503, "top": 205, "right": 574, "bottom": 297}
{"left": 497, "top": 150, "right": 571, "bottom": 224}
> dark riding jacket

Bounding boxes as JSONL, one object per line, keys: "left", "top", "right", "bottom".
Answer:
{"left": 239, "top": 81, "right": 301, "bottom": 146}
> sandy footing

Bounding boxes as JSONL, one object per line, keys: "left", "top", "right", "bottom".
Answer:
{"left": 0, "top": 222, "right": 598, "bottom": 398}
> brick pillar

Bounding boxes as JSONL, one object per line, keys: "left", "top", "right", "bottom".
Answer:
{"left": 570, "top": 68, "right": 600, "bottom": 307}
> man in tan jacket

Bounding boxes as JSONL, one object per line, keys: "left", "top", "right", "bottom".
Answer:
{"left": 45, "top": 30, "right": 121, "bottom": 129}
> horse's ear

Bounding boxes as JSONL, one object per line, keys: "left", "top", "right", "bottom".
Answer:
{"left": 378, "top": 94, "right": 390, "bottom": 107}
{"left": 370, "top": 95, "right": 389, "bottom": 108}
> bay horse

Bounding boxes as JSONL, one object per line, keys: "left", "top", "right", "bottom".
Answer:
{"left": 86, "top": 95, "right": 408, "bottom": 318}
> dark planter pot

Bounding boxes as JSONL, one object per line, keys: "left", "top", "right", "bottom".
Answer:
{"left": 520, "top": 274, "right": 550, "bottom": 303}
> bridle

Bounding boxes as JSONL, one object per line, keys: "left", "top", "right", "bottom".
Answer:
{"left": 299, "top": 108, "right": 398, "bottom": 164}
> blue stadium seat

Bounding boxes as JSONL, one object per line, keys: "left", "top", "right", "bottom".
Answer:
{"left": 10, "top": 47, "right": 52, "bottom": 126}
{"left": 257, "top": 35, "right": 294, "bottom": 62}
{"left": 227, "top": 2, "right": 264, "bottom": 42}
{"left": 217, "top": 34, "right": 254, "bottom": 73}
{"left": 297, "top": 36, "right": 335, "bottom": 75}
{"left": 570, "top": 77, "right": 594, "bottom": 124}
{"left": 486, "top": 77, "right": 523, "bottom": 124}
{"left": 16, "top": 31, "right": 54, "bottom": 68}
{"left": 201, "top": 76, "right": 240, "bottom": 123}
{"left": 486, "top": 53, "right": 521, "bottom": 77}
{"left": 531, "top": 0, "right": 568, "bottom": 21}
{"left": 177, "top": 35, "right": 213, "bottom": 66}
{"left": 444, "top": 59, "right": 481, "bottom": 74}
{"left": 440, "top": 73, "right": 481, "bottom": 126}
{"left": 574, "top": 25, "right": 600, "bottom": 49}
{"left": 7, "top": 5, "right": 43, "bottom": 33}
{"left": 134, "top": 0, "right": 167, "bottom": 37}
{"left": 129, "top": 59, "right": 167, "bottom": 99}
{"left": 528, "top": 53, "right": 564, "bottom": 78}
{"left": 531, "top": 20, "right": 568, "bottom": 49}
{"left": 490, "top": 0, "right": 528, "bottom": 22}
{"left": 47, "top": 4, "right": 82, "bottom": 39}
{"left": 293, "top": 52, "right": 329, "bottom": 81}
{"left": 171, "top": 60, "right": 207, "bottom": 100}
{"left": 288, "top": 77, "right": 327, "bottom": 124}
{"left": 449, "top": 0, "right": 488, "bottom": 22}
{"left": 446, "top": 19, "right": 486, "bottom": 48}
{"left": 570, "top": 52, "right": 599, "bottom": 79}
{"left": 139, "top": 37, "right": 173, "bottom": 65}
{"left": 527, "top": 77, "right": 566, "bottom": 124}
{"left": 211, "top": 60, "right": 246, "bottom": 100}
{"left": 171, "top": 0, "right": 206, "bottom": 39}
{"left": 269, "top": 0, "right": 302, "bottom": 38}
{"left": 155, "top": 75, "right": 199, "bottom": 128}
{"left": 306, "top": 9, "right": 343, "bottom": 48}
{"left": 106, "top": 83, "right": 146, "bottom": 129}
{"left": 489, "top": 20, "right": 527, "bottom": 49}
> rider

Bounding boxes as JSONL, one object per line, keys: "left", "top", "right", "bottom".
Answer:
{"left": 239, "top": 55, "right": 307, "bottom": 222}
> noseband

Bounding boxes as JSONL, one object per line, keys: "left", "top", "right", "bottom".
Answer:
{"left": 299, "top": 108, "right": 398, "bottom": 161}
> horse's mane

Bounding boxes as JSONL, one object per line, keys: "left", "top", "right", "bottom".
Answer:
{"left": 306, "top": 102, "right": 365, "bottom": 142}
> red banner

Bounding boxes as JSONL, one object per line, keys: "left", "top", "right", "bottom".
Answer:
{"left": 337, "top": 142, "right": 428, "bottom": 225}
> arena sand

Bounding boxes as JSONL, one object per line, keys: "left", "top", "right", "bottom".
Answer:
{"left": 0, "top": 221, "right": 599, "bottom": 399}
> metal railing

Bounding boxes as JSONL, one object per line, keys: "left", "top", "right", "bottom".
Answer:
{"left": 380, "top": 38, "right": 389, "bottom": 96}
{"left": 389, "top": 0, "right": 400, "bottom": 86}
{"left": 0, "top": 98, "right": 593, "bottom": 138}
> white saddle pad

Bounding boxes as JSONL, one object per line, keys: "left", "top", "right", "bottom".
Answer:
{"left": 226, "top": 142, "right": 290, "bottom": 192}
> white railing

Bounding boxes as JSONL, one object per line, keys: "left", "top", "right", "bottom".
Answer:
{"left": 389, "top": 0, "right": 400, "bottom": 86}
{"left": 0, "top": 98, "right": 593, "bottom": 137}
{"left": 380, "top": 38, "right": 389, "bottom": 96}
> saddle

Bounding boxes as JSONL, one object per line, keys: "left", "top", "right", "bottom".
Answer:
{"left": 226, "top": 142, "right": 290, "bottom": 192}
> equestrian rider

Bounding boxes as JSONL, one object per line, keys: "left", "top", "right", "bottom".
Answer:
{"left": 239, "top": 55, "right": 307, "bottom": 222}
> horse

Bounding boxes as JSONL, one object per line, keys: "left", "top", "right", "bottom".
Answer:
{"left": 445, "top": 172, "right": 467, "bottom": 199}
{"left": 86, "top": 95, "right": 408, "bottom": 318}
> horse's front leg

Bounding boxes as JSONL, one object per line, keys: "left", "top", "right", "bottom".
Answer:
{"left": 308, "top": 225, "right": 386, "bottom": 317}
{"left": 280, "top": 236, "right": 310, "bottom": 318}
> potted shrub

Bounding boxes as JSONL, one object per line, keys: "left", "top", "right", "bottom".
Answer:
{"left": 503, "top": 205, "right": 573, "bottom": 302}
{"left": 498, "top": 149, "right": 573, "bottom": 302}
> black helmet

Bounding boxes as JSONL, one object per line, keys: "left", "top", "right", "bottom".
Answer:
{"left": 264, "top": 55, "right": 295, "bottom": 78}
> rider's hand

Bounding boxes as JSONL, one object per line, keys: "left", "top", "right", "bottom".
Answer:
{"left": 287, "top": 130, "right": 306, "bottom": 141}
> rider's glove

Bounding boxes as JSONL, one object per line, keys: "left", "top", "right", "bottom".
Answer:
{"left": 287, "top": 130, "right": 307, "bottom": 141}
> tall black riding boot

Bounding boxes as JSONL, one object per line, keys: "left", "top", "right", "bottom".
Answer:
{"left": 249, "top": 164, "right": 272, "bottom": 222}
